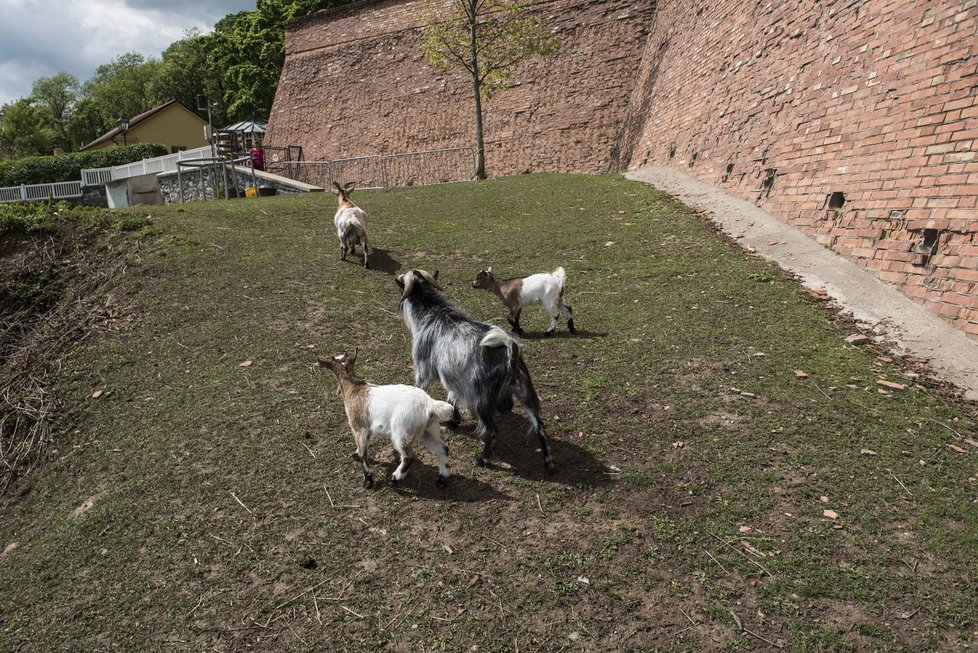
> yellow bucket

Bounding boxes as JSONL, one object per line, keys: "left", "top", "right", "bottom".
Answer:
{"left": 244, "top": 187, "right": 257, "bottom": 198}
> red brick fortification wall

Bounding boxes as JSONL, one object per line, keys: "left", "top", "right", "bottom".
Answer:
{"left": 626, "top": 1, "right": 978, "bottom": 336}
{"left": 265, "top": 0, "right": 655, "bottom": 175}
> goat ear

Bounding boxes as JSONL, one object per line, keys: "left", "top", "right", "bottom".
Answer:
{"left": 332, "top": 181, "right": 344, "bottom": 194}
{"left": 316, "top": 357, "right": 330, "bottom": 368}
{"left": 432, "top": 269, "right": 439, "bottom": 281}
{"left": 349, "top": 347, "right": 358, "bottom": 366}
{"left": 486, "top": 266, "right": 492, "bottom": 274}
{"left": 344, "top": 181, "right": 356, "bottom": 191}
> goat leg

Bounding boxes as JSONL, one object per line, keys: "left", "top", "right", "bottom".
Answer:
{"left": 356, "top": 429, "right": 374, "bottom": 488}
{"left": 474, "top": 407, "right": 497, "bottom": 467}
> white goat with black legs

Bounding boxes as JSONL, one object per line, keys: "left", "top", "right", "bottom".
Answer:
{"left": 320, "top": 349, "right": 452, "bottom": 489}
{"left": 472, "top": 266, "right": 576, "bottom": 336}
{"left": 332, "top": 181, "right": 369, "bottom": 268}
{"left": 396, "top": 269, "right": 554, "bottom": 471}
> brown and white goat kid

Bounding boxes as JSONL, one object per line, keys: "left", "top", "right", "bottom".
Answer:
{"left": 320, "top": 349, "right": 452, "bottom": 489}
{"left": 472, "top": 266, "right": 576, "bottom": 336}
{"left": 332, "top": 181, "right": 369, "bottom": 268}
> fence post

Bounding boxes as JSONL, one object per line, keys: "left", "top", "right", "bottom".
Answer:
{"left": 20, "top": 185, "right": 27, "bottom": 201}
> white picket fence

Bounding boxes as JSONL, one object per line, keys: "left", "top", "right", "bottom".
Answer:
{"left": 81, "top": 145, "right": 213, "bottom": 186}
{"left": 0, "top": 146, "right": 216, "bottom": 205}
{"left": 0, "top": 181, "right": 83, "bottom": 204}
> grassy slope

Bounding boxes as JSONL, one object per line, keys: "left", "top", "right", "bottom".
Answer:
{"left": 0, "top": 174, "right": 976, "bottom": 652}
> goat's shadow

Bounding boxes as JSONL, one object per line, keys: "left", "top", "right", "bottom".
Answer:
{"left": 449, "top": 413, "right": 615, "bottom": 488}
{"left": 378, "top": 461, "right": 513, "bottom": 502}
{"left": 518, "top": 329, "right": 607, "bottom": 341}
{"left": 365, "top": 248, "right": 401, "bottom": 275}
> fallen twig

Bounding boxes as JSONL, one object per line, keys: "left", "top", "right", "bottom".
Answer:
{"left": 886, "top": 468, "right": 913, "bottom": 497}
{"left": 704, "top": 549, "right": 731, "bottom": 575}
{"left": 340, "top": 605, "right": 365, "bottom": 619}
{"left": 709, "top": 532, "right": 774, "bottom": 577}
{"left": 273, "top": 580, "right": 330, "bottom": 612}
{"left": 230, "top": 491, "right": 254, "bottom": 516}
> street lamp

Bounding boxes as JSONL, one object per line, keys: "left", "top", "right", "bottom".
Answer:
{"left": 115, "top": 116, "right": 130, "bottom": 146}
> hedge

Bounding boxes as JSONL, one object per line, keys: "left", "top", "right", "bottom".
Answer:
{"left": 0, "top": 143, "right": 169, "bottom": 187}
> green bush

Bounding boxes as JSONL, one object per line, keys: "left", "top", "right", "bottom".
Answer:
{"left": 0, "top": 144, "right": 168, "bottom": 186}
{"left": 0, "top": 200, "right": 112, "bottom": 235}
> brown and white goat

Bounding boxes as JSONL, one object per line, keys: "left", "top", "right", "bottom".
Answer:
{"left": 472, "top": 266, "right": 576, "bottom": 336}
{"left": 332, "top": 181, "right": 369, "bottom": 268}
{"left": 320, "top": 349, "right": 452, "bottom": 489}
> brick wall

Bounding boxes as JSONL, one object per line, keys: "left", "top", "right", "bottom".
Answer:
{"left": 626, "top": 0, "right": 978, "bottom": 336}
{"left": 265, "top": 0, "right": 655, "bottom": 175}
{"left": 267, "top": 0, "right": 978, "bottom": 337}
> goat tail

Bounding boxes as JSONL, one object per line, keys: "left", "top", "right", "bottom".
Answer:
{"left": 552, "top": 266, "right": 566, "bottom": 287}
{"left": 480, "top": 326, "right": 511, "bottom": 349}
{"left": 430, "top": 399, "right": 456, "bottom": 424}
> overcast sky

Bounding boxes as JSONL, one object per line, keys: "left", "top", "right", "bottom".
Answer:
{"left": 0, "top": 0, "right": 256, "bottom": 106}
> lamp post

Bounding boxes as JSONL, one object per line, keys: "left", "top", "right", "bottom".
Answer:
{"left": 115, "top": 116, "right": 130, "bottom": 146}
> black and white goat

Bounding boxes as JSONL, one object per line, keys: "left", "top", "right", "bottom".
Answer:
{"left": 396, "top": 269, "right": 554, "bottom": 471}
{"left": 332, "top": 181, "right": 369, "bottom": 268}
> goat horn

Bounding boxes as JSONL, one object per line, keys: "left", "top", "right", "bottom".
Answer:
{"left": 419, "top": 269, "right": 443, "bottom": 291}
{"left": 400, "top": 270, "right": 417, "bottom": 302}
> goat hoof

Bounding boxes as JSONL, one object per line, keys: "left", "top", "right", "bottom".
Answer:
{"left": 363, "top": 474, "right": 374, "bottom": 489}
{"left": 544, "top": 329, "right": 555, "bottom": 337}
{"left": 568, "top": 322, "right": 577, "bottom": 334}
{"left": 545, "top": 460, "right": 556, "bottom": 473}
{"left": 475, "top": 455, "right": 488, "bottom": 467}
{"left": 436, "top": 475, "right": 448, "bottom": 488}
{"left": 389, "top": 474, "right": 399, "bottom": 485}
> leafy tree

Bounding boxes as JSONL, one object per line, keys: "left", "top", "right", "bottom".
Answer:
{"left": 0, "top": 99, "right": 52, "bottom": 160}
{"left": 420, "top": 0, "right": 558, "bottom": 179}
{"left": 206, "top": 1, "right": 348, "bottom": 122}
{"left": 148, "top": 30, "right": 218, "bottom": 122}
{"left": 30, "top": 73, "right": 80, "bottom": 152}
{"left": 78, "top": 53, "right": 162, "bottom": 144}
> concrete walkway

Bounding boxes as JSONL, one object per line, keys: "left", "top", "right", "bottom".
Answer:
{"left": 625, "top": 166, "right": 978, "bottom": 402}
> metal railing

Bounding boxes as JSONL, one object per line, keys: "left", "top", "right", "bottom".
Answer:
{"left": 81, "top": 145, "right": 213, "bottom": 186}
{"left": 0, "top": 180, "right": 83, "bottom": 204}
{"left": 175, "top": 155, "right": 258, "bottom": 203}
{"left": 279, "top": 147, "right": 476, "bottom": 190}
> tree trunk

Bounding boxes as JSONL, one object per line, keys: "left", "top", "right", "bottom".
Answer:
{"left": 469, "top": 5, "right": 486, "bottom": 180}
{"left": 472, "top": 74, "right": 486, "bottom": 180}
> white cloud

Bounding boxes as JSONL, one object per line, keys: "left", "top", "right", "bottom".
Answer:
{"left": 0, "top": 0, "right": 254, "bottom": 105}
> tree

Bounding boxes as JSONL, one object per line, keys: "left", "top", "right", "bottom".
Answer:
{"left": 420, "top": 0, "right": 558, "bottom": 179}
{"left": 148, "top": 30, "right": 218, "bottom": 122}
{"left": 207, "top": 1, "right": 347, "bottom": 122}
{"left": 30, "top": 73, "right": 79, "bottom": 152}
{"left": 0, "top": 99, "right": 52, "bottom": 159}
{"left": 78, "top": 53, "right": 161, "bottom": 143}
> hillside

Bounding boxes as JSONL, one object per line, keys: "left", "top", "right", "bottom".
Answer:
{"left": 1, "top": 175, "right": 976, "bottom": 651}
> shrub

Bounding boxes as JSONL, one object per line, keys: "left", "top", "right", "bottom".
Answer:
{"left": 0, "top": 200, "right": 112, "bottom": 235}
{"left": 0, "top": 144, "right": 168, "bottom": 186}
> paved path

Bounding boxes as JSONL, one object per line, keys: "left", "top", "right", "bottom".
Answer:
{"left": 626, "top": 166, "right": 978, "bottom": 402}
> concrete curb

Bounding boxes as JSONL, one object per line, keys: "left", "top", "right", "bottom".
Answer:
{"left": 625, "top": 166, "right": 978, "bottom": 402}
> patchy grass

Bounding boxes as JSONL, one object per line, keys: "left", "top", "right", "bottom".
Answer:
{"left": 1, "top": 174, "right": 976, "bottom": 652}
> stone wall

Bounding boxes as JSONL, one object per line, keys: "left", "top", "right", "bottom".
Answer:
{"left": 265, "top": 0, "right": 656, "bottom": 176}
{"left": 267, "top": 0, "right": 978, "bottom": 337}
{"left": 626, "top": 0, "right": 978, "bottom": 336}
